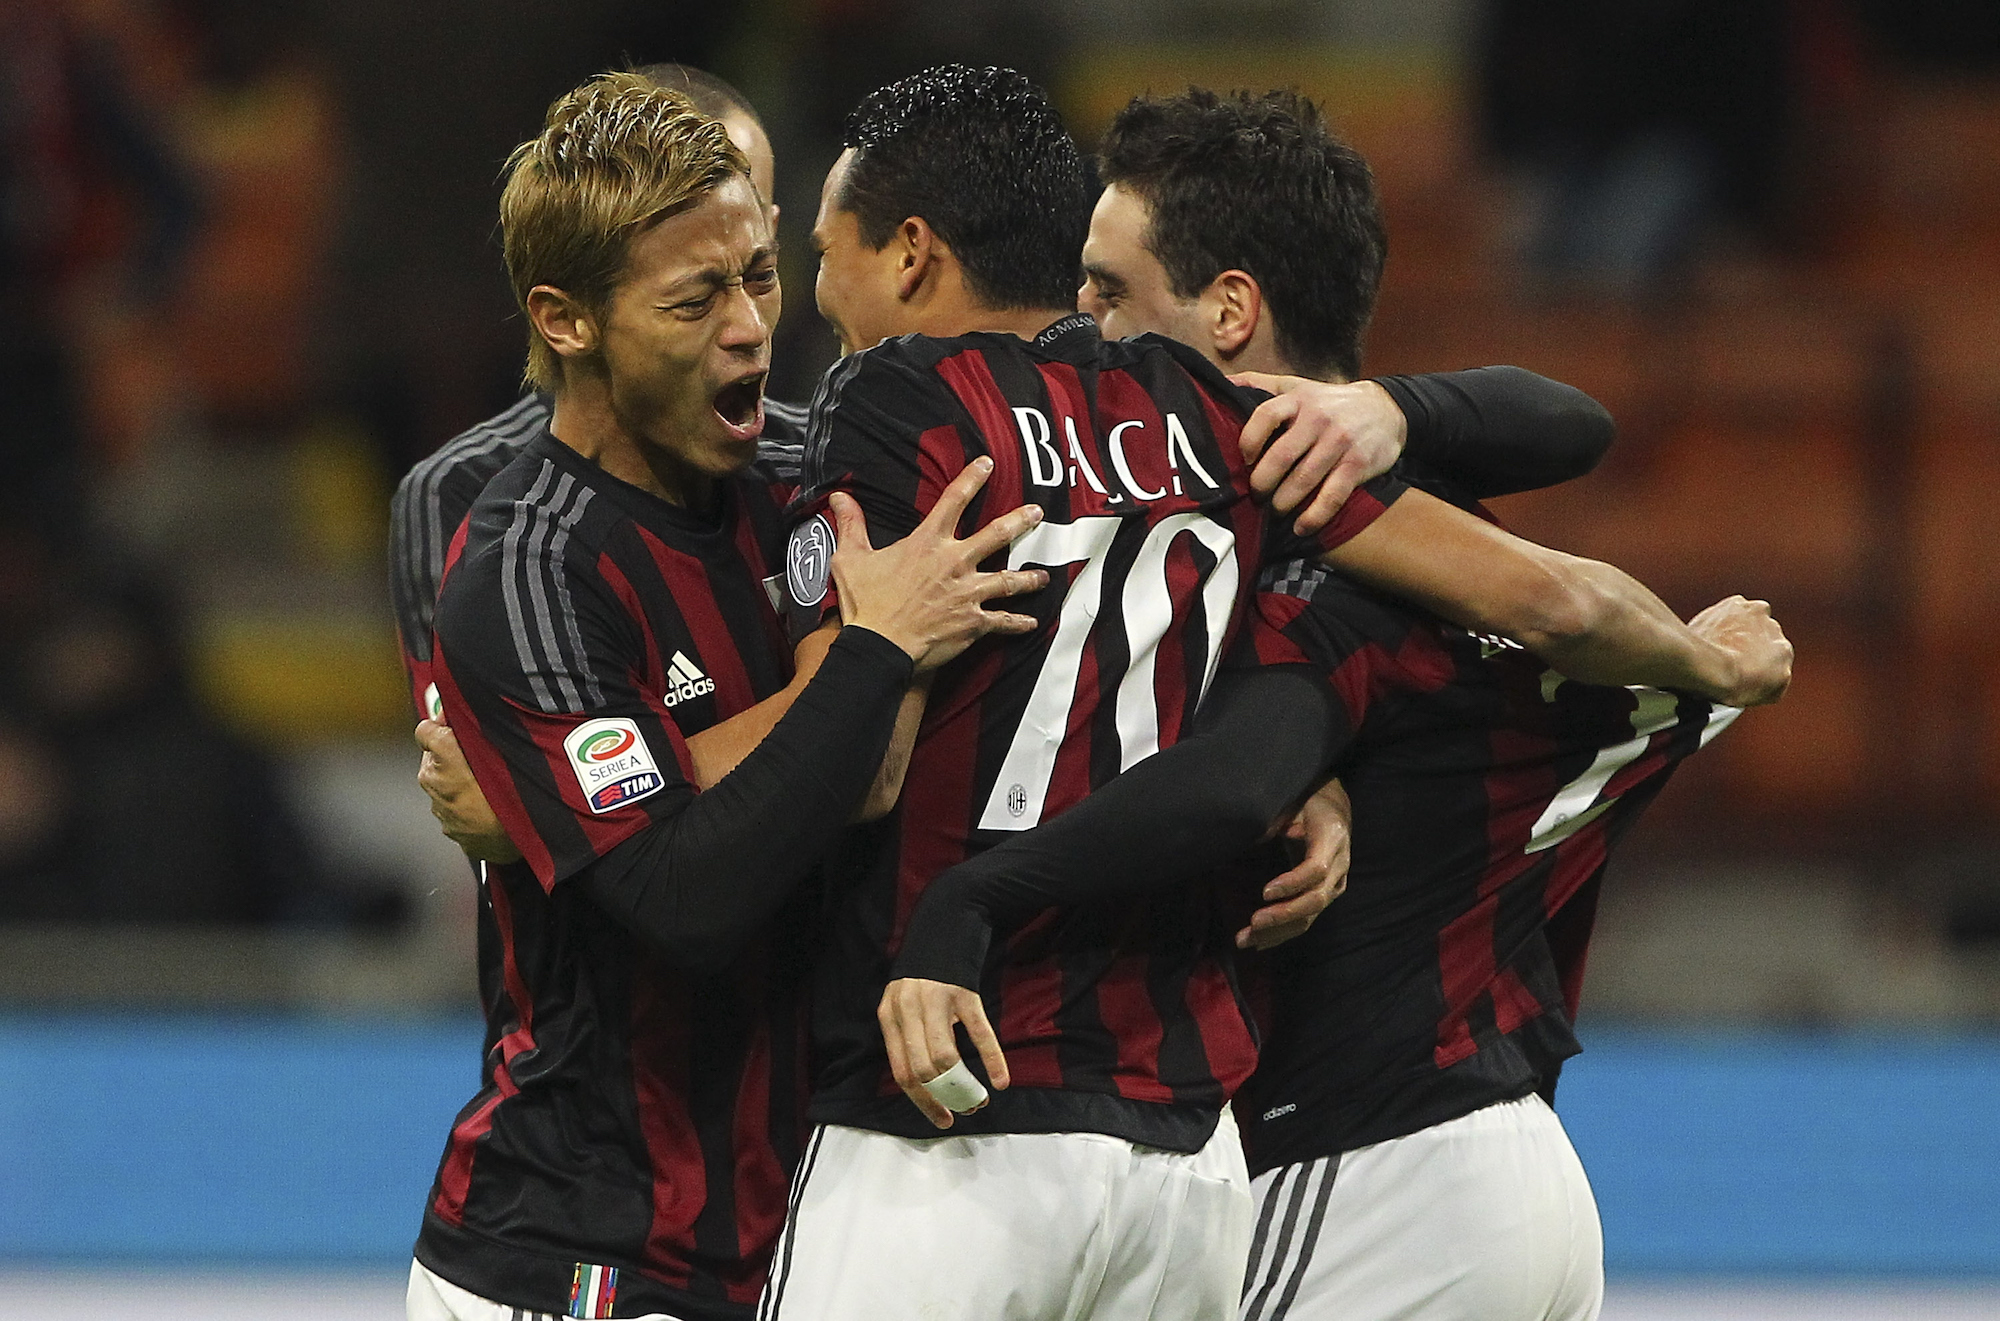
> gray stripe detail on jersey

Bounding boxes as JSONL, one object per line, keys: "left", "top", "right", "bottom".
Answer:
{"left": 524, "top": 473, "right": 596, "bottom": 712}
{"left": 799, "top": 353, "right": 870, "bottom": 497}
{"left": 541, "top": 478, "right": 602, "bottom": 710}
{"left": 500, "top": 463, "right": 560, "bottom": 711}
{"left": 391, "top": 392, "right": 549, "bottom": 657}
{"left": 1256, "top": 556, "right": 1328, "bottom": 603}
{"left": 417, "top": 394, "right": 547, "bottom": 607}
{"left": 499, "top": 462, "right": 599, "bottom": 713}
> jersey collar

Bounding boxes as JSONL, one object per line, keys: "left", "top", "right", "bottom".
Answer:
{"left": 1032, "top": 312, "right": 1099, "bottom": 350}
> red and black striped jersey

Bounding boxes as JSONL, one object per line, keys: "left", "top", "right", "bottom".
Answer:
{"left": 390, "top": 392, "right": 807, "bottom": 718}
{"left": 786, "top": 315, "right": 1405, "bottom": 1152}
{"left": 418, "top": 429, "right": 805, "bottom": 1320}
{"left": 1233, "top": 560, "right": 1738, "bottom": 1175}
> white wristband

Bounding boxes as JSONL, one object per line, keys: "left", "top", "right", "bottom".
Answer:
{"left": 920, "top": 1059, "right": 989, "bottom": 1113}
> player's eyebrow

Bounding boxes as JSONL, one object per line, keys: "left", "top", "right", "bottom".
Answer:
{"left": 659, "top": 244, "right": 780, "bottom": 298}
{"left": 1081, "top": 261, "right": 1125, "bottom": 293}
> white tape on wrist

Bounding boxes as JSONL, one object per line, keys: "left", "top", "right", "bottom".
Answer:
{"left": 920, "top": 1059, "right": 989, "bottom": 1113}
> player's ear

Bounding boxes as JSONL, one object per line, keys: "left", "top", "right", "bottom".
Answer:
{"left": 1204, "top": 269, "right": 1262, "bottom": 359}
{"left": 895, "top": 216, "right": 940, "bottom": 302}
{"left": 527, "top": 285, "right": 599, "bottom": 361}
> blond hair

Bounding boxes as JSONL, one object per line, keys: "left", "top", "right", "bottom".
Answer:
{"left": 500, "top": 71, "right": 749, "bottom": 391}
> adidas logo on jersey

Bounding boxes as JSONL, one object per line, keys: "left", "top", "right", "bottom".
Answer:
{"left": 664, "top": 651, "right": 717, "bottom": 707}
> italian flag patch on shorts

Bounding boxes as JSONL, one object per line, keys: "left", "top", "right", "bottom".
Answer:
{"left": 569, "top": 1261, "right": 618, "bottom": 1318}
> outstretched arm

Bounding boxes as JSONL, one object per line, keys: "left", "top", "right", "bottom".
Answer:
{"left": 1324, "top": 488, "right": 1793, "bottom": 706}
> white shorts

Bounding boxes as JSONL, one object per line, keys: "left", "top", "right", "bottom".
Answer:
{"left": 405, "top": 1259, "right": 687, "bottom": 1321}
{"left": 1239, "top": 1094, "right": 1602, "bottom": 1321}
{"left": 760, "top": 1109, "right": 1254, "bottom": 1321}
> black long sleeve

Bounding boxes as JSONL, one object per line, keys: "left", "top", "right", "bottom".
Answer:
{"left": 581, "top": 626, "right": 913, "bottom": 971}
{"left": 890, "top": 664, "right": 1342, "bottom": 989}
{"left": 1380, "top": 366, "right": 1614, "bottom": 499}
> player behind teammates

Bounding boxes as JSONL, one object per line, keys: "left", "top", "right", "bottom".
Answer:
{"left": 760, "top": 66, "right": 1784, "bottom": 1320}
{"left": 405, "top": 74, "right": 1057, "bottom": 1321}
{"left": 882, "top": 88, "right": 1792, "bottom": 1321}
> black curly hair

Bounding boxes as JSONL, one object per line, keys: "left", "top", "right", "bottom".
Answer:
{"left": 1098, "top": 89, "right": 1386, "bottom": 380}
{"left": 839, "top": 64, "right": 1093, "bottom": 312}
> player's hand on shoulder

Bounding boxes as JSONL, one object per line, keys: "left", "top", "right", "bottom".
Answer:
{"left": 1686, "top": 595, "right": 1793, "bottom": 707}
{"left": 877, "top": 976, "right": 1011, "bottom": 1130}
{"left": 415, "top": 719, "right": 524, "bottom": 864}
{"left": 1231, "top": 373, "right": 1407, "bottom": 538}
{"left": 1238, "top": 777, "right": 1352, "bottom": 950}
{"left": 829, "top": 457, "right": 1050, "bottom": 673}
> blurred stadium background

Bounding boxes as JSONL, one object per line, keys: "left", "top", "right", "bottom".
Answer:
{"left": 1, "top": 0, "right": 1996, "bottom": 1316}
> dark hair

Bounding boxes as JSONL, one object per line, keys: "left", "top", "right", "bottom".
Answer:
{"left": 632, "top": 63, "right": 762, "bottom": 129}
{"left": 839, "top": 64, "right": 1092, "bottom": 312}
{"left": 1098, "top": 88, "right": 1386, "bottom": 380}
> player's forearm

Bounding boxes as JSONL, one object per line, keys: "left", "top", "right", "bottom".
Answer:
{"left": 1325, "top": 488, "right": 1738, "bottom": 703}
{"left": 1520, "top": 552, "right": 1741, "bottom": 700}
{"left": 582, "top": 626, "right": 914, "bottom": 970}
{"left": 685, "top": 623, "right": 839, "bottom": 789}
{"left": 1378, "top": 367, "right": 1614, "bottom": 499}
{"left": 857, "top": 676, "right": 932, "bottom": 821}
{"left": 890, "top": 665, "right": 1340, "bottom": 989}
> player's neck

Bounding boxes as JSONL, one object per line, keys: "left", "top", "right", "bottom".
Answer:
{"left": 546, "top": 385, "right": 713, "bottom": 509}
{"left": 894, "top": 304, "right": 1073, "bottom": 344}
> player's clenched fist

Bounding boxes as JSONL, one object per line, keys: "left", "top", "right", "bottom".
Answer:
{"left": 877, "top": 976, "right": 1011, "bottom": 1130}
{"left": 1687, "top": 595, "right": 1793, "bottom": 707}
{"left": 830, "top": 457, "right": 1049, "bottom": 672}
{"left": 416, "top": 718, "right": 522, "bottom": 864}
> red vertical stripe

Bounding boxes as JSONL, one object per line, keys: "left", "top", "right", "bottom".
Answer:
{"left": 634, "top": 525, "right": 757, "bottom": 717}
{"left": 1093, "top": 957, "right": 1174, "bottom": 1103}
{"left": 915, "top": 423, "right": 971, "bottom": 524}
{"left": 630, "top": 971, "right": 699, "bottom": 1290}
{"left": 727, "top": 1001, "right": 783, "bottom": 1305}
{"left": 994, "top": 917, "right": 1065, "bottom": 1091}
{"left": 433, "top": 867, "right": 536, "bottom": 1223}
{"left": 1185, "top": 961, "right": 1259, "bottom": 1099}
{"left": 932, "top": 351, "right": 1026, "bottom": 523}
{"left": 598, "top": 553, "right": 665, "bottom": 695}
{"left": 1093, "top": 369, "right": 1178, "bottom": 506}
{"left": 430, "top": 651, "right": 557, "bottom": 884}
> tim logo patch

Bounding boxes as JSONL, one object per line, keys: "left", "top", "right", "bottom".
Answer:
{"left": 786, "top": 512, "right": 834, "bottom": 608}
{"left": 564, "top": 717, "right": 664, "bottom": 814}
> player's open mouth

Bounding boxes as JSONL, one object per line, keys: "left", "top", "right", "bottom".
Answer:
{"left": 713, "top": 372, "right": 766, "bottom": 440}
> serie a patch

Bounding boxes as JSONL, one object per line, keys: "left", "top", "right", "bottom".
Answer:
{"left": 563, "top": 717, "right": 665, "bottom": 814}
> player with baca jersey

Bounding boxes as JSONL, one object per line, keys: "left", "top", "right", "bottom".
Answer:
{"left": 882, "top": 88, "right": 1793, "bottom": 1321}
{"left": 761, "top": 68, "right": 1786, "bottom": 1320}
{"left": 404, "top": 73, "right": 1064, "bottom": 1321}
